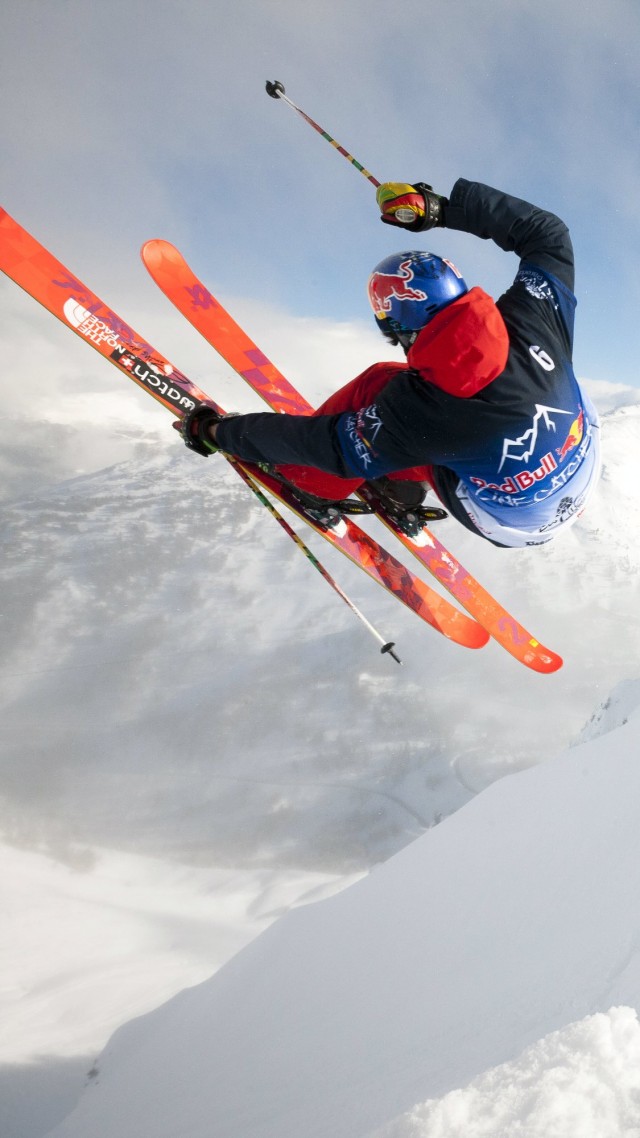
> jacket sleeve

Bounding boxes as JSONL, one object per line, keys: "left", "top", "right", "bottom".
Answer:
{"left": 215, "top": 410, "right": 353, "bottom": 476}
{"left": 444, "top": 179, "right": 574, "bottom": 293}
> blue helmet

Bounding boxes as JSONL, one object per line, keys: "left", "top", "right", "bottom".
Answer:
{"left": 367, "top": 251, "right": 468, "bottom": 348}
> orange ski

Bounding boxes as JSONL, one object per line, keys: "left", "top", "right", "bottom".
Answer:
{"left": 141, "top": 239, "right": 562, "bottom": 674}
{"left": 0, "top": 207, "right": 489, "bottom": 651}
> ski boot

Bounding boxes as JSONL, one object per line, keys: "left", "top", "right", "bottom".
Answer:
{"left": 291, "top": 491, "right": 374, "bottom": 531}
{"left": 363, "top": 478, "right": 448, "bottom": 538}
{"left": 255, "top": 465, "right": 374, "bottom": 531}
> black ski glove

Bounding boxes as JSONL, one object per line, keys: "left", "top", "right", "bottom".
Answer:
{"left": 174, "top": 403, "right": 223, "bottom": 456}
{"left": 376, "top": 182, "right": 447, "bottom": 231}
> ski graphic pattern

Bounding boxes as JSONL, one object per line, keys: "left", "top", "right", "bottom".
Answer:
{"left": 0, "top": 207, "right": 488, "bottom": 650}
{"left": 141, "top": 239, "right": 563, "bottom": 674}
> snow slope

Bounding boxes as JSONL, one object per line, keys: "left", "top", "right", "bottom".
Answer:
{"left": 0, "top": 845, "right": 358, "bottom": 1138}
{"left": 44, "top": 675, "right": 640, "bottom": 1138}
{"left": 0, "top": 846, "right": 359, "bottom": 1066}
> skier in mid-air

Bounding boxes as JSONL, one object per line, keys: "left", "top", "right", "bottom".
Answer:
{"left": 179, "top": 177, "right": 600, "bottom": 547}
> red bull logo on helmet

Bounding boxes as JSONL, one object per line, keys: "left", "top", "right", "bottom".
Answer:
{"left": 368, "top": 257, "right": 428, "bottom": 320}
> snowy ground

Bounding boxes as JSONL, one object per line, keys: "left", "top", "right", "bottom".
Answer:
{"left": 42, "top": 677, "right": 640, "bottom": 1138}
{"left": 0, "top": 846, "right": 359, "bottom": 1138}
{"left": 374, "top": 1008, "right": 640, "bottom": 1138}
{"left": 1, "top": 378, "right": 640, "bottom": 1137}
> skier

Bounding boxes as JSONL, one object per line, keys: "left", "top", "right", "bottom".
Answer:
{"left": 179, "top": 178, "right": 600, "bottom": 547}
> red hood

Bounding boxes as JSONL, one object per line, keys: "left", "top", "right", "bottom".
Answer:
{"left": 407, "top": 286, "right": 509, "bottom": 398}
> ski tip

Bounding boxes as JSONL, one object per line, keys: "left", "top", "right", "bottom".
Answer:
{"left": 141, "top": 238, "right": 173, "bottom": 263}
{"left": 511, "top": 636, "right": 563, "bottom": 673}
{"left": 527, "top": 648, "right": 564, "bottom": 674}
{"left": 140, "top": 239, "right": 159, "bottom": 266}
{"left": 141, "top": 240, "right": 186, "bottom": 281}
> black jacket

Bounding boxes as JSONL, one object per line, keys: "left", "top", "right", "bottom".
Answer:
{"left": 217, "top": 180, "right": 598, "bottom": 539}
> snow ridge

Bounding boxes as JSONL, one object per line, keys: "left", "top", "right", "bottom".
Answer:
{"left": 45, "top": 673, "right": 640, "bottom": 1138}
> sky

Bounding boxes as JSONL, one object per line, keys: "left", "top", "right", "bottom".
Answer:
{"left": 2, "top": 0, "right": 640, "bottom": 427}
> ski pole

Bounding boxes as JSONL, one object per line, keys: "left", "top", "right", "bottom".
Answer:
{"left": 265, "top": 80, "right": 381, "bottom": 189}
{"left": 231, "top": 459, "right": 401, "bottom": 663}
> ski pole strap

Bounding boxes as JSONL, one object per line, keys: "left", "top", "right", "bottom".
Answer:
{"left": 265, "top": 80, "right": 381, "bottom": 189}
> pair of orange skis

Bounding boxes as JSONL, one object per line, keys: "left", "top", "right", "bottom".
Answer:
{"left": 0, "top": 207, "right": 562, "bottom": 672}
